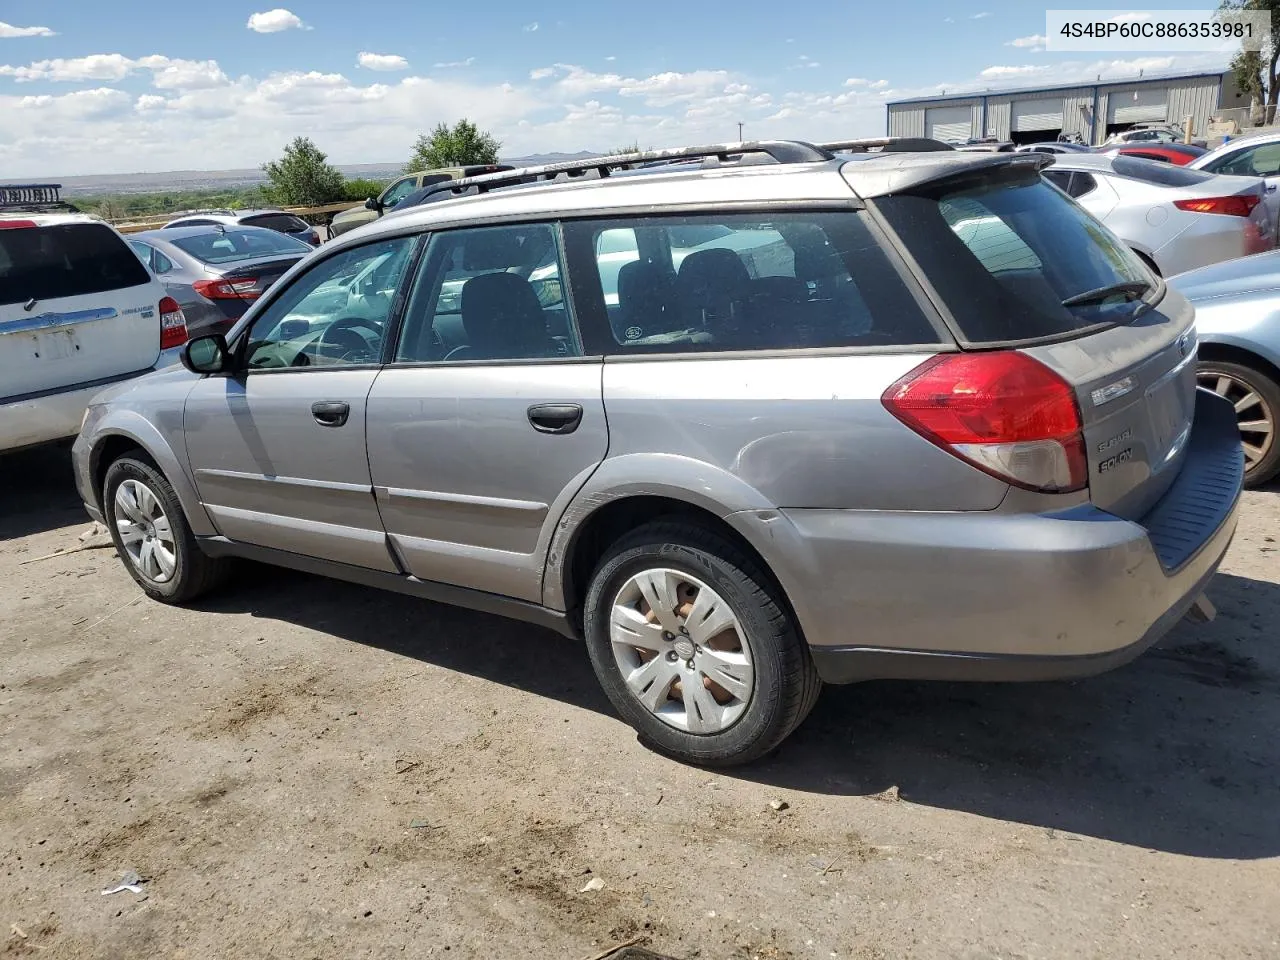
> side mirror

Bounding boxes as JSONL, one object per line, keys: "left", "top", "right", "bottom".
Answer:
{"left": 364, "top": 196, "right": 382, "bottom": 212}
{"left": 181, "top": 334, "right": 230, "bottom": 374}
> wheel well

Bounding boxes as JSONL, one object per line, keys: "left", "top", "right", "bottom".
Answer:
{"left": 1197, "top": 341, "right": 1280, "bottom": 388}
{"left": 89, "top": 436, "right": 147, "bottom": 507}
{"left": 562, "top": 495, "right": 793, "bottom": 630}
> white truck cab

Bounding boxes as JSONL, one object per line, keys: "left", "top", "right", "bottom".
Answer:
{"left": 1, "top": 184, "right": 187, "bottom": 454}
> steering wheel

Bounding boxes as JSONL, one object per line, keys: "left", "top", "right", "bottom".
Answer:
{"left": 319, "top": 316, "right": 383, "bottom": 361}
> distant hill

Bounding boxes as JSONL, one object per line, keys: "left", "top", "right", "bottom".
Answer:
{"left": 1, "top": 152, "right": 604, "bottom": 198}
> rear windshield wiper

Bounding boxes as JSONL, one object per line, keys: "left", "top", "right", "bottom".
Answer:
{"left": 1061, "top": 280, "right": 1151, "bottom": 308}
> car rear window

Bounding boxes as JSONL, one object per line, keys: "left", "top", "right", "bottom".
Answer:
{"left": 874, "top": 166, "right": 1155, "bottom": 345}
{"left": 0, "top": 222, "right": 150, "bottom": 307}
{"left": 565, "top": 211, "right": 943, "bottom": 355}
{"left": 242, "top": 213, "right": 309, "bottom": 233}
{"left": 170, "top": 228, "right": 311, "bottom": 264}
{"left": 1110, "top": 156, "right": 1215, "bottom": 186}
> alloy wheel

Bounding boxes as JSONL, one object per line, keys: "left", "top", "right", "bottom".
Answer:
{"left": 609, "top": 568, "right": 755, "bottom": 734}
{"left": 1198, "top": 369, "right": 1276, "bottom": 474}
{"left": 113, "top": 479, "right": 177, "bottom": 583}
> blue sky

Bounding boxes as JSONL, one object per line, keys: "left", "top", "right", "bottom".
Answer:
{"left": 0, "top": 1, "right": 1231, "bottom": 176}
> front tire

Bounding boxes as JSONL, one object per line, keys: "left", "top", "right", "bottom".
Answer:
{"left": 1198, "top": 360, "right": 1280, "bottom": 488}
{"left": 583, "top": 522, "right": 821, "bottom": 766}
{"left": 103, "top": 455, "right": 229, "bottom": 603}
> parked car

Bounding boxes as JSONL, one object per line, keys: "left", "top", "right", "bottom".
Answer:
{"left": 1101, "top": 143, "right": 1208, "bottom": 165}
{"left": 1014, "top": 142, "right": 1094, "bottom": 154}
{"left": 163, "top": 209, "right": 320, "bottom": 247}
{"left": 329, "top": 165, "right": 514, "bottom": 238}
{"left": 127, "top": 225, "right": 314, "bottom": 339}
{"left": 74, "top": 142, "right": 1243, "bottom": 766}
{"left": 1170, "top": 251, "right": 1280, "bottom": 486}
{"left": 1, "top": 184, "right": 187, "bottom": 454}
{"left": 1104, "top": 123, "right": 1207, "bottom": 148}
{"left": 1189, "top": 130, "right": 1280, "bottom": 238}
{"left": 1043, "top": 153, "right": 1273, "bottom": 275}
{"left": 957, "top": 141, "right": 1016, "bottom": 152}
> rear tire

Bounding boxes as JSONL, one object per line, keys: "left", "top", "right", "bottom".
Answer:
{"left": 103, "top": 456, "right": 230, "bottom": 603}
{"left": 582, "top": 521, "right": 821, "bottom": 766}
{"left": 1197, "top": 359, "right": 1280, "bottom": 487}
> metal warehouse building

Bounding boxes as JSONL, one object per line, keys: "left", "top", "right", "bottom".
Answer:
{"left": 886, "top": 70, "right": 1248, "bottom": 146}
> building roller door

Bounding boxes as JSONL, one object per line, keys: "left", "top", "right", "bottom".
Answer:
{"left": 926, "top": 105, "right": 973, "bottom": 142}
{"left": 1109, "top": 88, "right": 1168, "bottom": 124}
{"left": 1011, "top": 97, "right": 1063, "bottom": 132}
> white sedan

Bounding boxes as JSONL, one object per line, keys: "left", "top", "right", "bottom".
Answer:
{"left": 1042, "top": 153, "right": 1273, "bottom": 276}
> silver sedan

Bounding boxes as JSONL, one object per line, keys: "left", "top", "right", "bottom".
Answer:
{"left": 1043, "top": 153, "right": 1273, "bottom": 276}
{"left": 1170, "top": 251, "right": 1280, "bottom": 486}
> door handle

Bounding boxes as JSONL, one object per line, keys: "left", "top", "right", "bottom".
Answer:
{"left": 312, "top": 401, "right": 350, "bottom": 427}
{"left": 527, "top": 403, "right": 583, "bottom": 434}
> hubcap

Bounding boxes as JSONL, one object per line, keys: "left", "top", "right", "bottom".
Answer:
{"left": 609, "top": 568, "right": 754, "bottom": 734}
{"left": 1198, "top": 370, "right": 1275, "bottom": 473}
{"left": 113, "top": 479, "right": 177, "bottom": 583}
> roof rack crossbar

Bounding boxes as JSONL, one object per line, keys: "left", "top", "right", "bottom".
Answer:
{"left": 420, "top": 140, "right": 834, "bottom": 201}
{"left": 1, "top": 183, "right": 65, "bottom": 207}
{"left": 817, "top": 137, "right": 955, "bottom": 154}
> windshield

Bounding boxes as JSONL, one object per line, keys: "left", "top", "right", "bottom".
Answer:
{"left": 874, "top": 168, "right": 1156, "bottom": 344}
{"left": 0, "top": 222, "right": 150, "bottom": 307}
{"left": 170, "top": 228, "right": 311, "bottom": 265}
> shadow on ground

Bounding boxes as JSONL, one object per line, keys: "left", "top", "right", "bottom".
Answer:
{"left": 0, "top": 443, "right": 86, "bottom": 541}
{"left": 8, "top": 456, "right": 1280, "bottom": 861}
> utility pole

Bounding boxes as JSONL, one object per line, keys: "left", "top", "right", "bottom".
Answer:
{"left": 737, "top": 122, "right": 744, "bottom": 141}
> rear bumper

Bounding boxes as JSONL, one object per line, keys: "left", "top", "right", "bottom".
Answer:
{"left": 731, "top": 390, "right": 1244, "bottom": 684}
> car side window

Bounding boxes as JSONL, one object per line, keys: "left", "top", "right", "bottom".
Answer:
{"left": 1221, "top": 142, "right": 1280, "bottom": 177}
{"left": 153, "top": 250, "right": 174, "bottom": 274}
{"left": 564, "top": 212, "right": 942, "bottom": 354}
{"left": 242, "top": 236, "right": 416, "bottom": 370}
{"left": 1043, "top": 170, "right": 1072, "bottom": 194}
{"left": 394, "top": 223, "right": 581, "bottom": 363}
{"left": 127, "top": 241, "right": 154, "bottom": 271}
{"left": 1068, "top": 173, "right": 1097, "bottom": 198}
{"left": 381, "top": 177, "right": 420, "bottom": 209}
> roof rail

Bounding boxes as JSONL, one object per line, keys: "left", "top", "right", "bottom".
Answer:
{"left": 817, "top": 137, "right": 955, "bottom": 154}
{"left": 1, "top": 183, "right": 74, "bottom": 209}
{"left": 418, "top": 140, "right": 835, "bottom": 202}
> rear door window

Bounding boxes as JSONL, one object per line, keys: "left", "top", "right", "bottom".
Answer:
{"left": 564, "top": 211, "right": 943, "bottom": 354}
{"left": 170, "top": 228, "right": 311, "bottom": 264}
{"left": 0, "top": 223, "right": 150, "bottom": 307}
{"left": 875, "top": 167, "right": 1154, "bottom": 344}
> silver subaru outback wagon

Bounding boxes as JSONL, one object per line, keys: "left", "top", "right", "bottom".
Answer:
{"left": 73, "top": 140, "right": 1244, "bottom": 766}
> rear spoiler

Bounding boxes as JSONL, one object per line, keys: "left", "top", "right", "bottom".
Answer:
{"left": 841, "top": 151, "right": 1053, "bottom": 199}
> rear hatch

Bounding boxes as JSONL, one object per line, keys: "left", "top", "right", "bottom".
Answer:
{"left": 1, "top": 219, "right": 160, "bottom": 402}
{"left": 866, "top": 155, "right": 1196, "bottom": 519}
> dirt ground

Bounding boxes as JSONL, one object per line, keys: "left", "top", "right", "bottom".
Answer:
{"left": 3, "top": 442, "right": 1279, "bottom": 960}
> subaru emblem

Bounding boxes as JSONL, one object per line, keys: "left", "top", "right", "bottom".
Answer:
{"left": 1177, "top": 333, "right": 1191, "bottom": 358}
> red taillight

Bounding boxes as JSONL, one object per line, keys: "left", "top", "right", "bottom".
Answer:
{"left": 193, "top": 277, "right": 261, "bottom": 300}
{"left": 1174, "top": 195, "right": 1261, "bottom": 217}
{"left": 158, "top": 296, "right": 188, "bottom": 350}
{"left": 0, "top": 219, "right": 37, "bottom": 230}
{"left": 882, "top": 352, "right": 1087, "bottom": 493}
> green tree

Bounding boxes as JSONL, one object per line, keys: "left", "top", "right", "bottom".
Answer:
{"left": 406, "top": 120, "right": 501, "bottom": 172}
{"left": 343, "top": 177, "right": 393, "bottom": 201}
{"left": 1221, "top": 0, "right": 1280, "bottom": 119}
{"left": 261, "top": 137, "right": 347, "bottom": 206}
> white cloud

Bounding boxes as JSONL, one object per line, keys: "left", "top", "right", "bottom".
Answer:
{"left": 135, "top": 94, "right": 167, "bottom": 111}
{"left": 844, "top": 77, "right": 869, "bottom": 87}
{"left": 246, "top": 9, "right": 304, "bottom": 33}
{"left": 0, "top": 54, "right": 228, "bottom": 89}
{"left": 605, "top": 55, "right": 616, "bottom": 61}
{"left": 357, "top": 52, "right": 409, "bottom": 71}
{"left": 529, "top": 66, "right": 556, "bottom": 80}
{"left": 434, "top": 57, "right": 475, "bottom": 69}
{"left": 1007, "top": 34, "right": 1046, "bottom": 49}
{"left": 0, "top": 21, "right": 56, "bottom": 38}
{"left": 979, "top": 64, "right": 1046, "bottom": 80}
{"left": 944, "top": 16, "right": 954, "bottom": 23}
{"left": 870, "top": 79, "right": 889, "bottom": 89}
{"left": 970, "top": 11, "right": 991, "bottom": 18}
{"left": 523, "top": 21, "right": 539, "bottom": 32}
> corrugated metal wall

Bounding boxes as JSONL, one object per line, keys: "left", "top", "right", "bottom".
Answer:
{"left": 984, "top": 99, "right": 1010, "bottom": 138}
{"left": 1061, "top": 91, "right": 1094, "bottom": 141}
{"left": 887, "top": 105, "right": 925, "bottom": 137}
{"left": 1167, "top": 77, "right": 1222, "bottom": 139}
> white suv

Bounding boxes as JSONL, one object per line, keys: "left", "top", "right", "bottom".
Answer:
{"left": 1, "top": 185, "right": 188, "bottom": 454}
